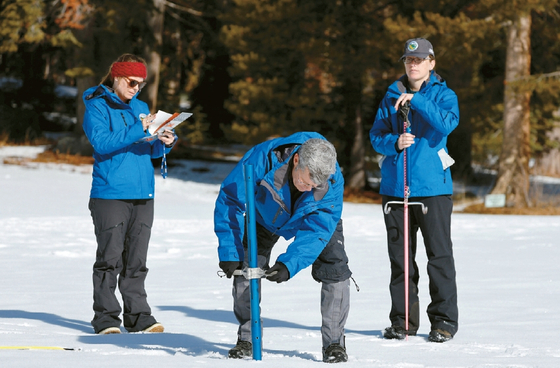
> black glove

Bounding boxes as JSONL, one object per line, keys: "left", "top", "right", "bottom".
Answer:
{"left": 398, "top": 101, "right": 411, "bottom": 122}
{"left": 219, "top": 261, "right": 242, "bottom": 278}
{"left": 265, "top": 262, "right": 290, "bottom": 283}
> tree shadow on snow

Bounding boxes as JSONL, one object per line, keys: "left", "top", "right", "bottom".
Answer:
{"left": 78, "top": 332, "right": 231, "bottom": 357}
{"left": 0, "top": 308, "right": 374, "bottom": 360}
{"left": 0, "top": 309, "right": 92, "bottom": 333}
{"left": 157, "top": 305, "right": 383, "bottom": 337}
{"left": 158, "top": 305, "right": 322, "bottom": 331}
{"left": 156, "top": 305, "right": 324, "bottom": 360}
{"left": 0, "top": 309, "right": 227, "bottom": 357}
{"left": 156, "top": 305, "right": 381, "bottom": 360}
{"left": 79, "top": 332, "right": 320, "bottom": 361}
{"left": 158, "top": 305, "right": 324, "bottom": 360}
{"left": 162, "top": 159, "right": 236, "bottom": 185}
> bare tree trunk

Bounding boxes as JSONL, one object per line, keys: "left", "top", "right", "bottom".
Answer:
{"left": 490, "top": 13, "right": 532, "bottom": 207}
{"left": 74, "top": 75, "right": 96, "bottom": 134}
{"left": 533, "top": 122, "right": 560, "bottom": 177}
{"left": 347, "top": 104, "right": 365, "bottom": 190}
{"left": 162, "top": 27, "right": 187, "bottom": 107}
{"left": 144, "top": 0, "right": 165, "bottom": 111}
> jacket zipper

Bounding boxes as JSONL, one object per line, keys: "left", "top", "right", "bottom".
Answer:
{"left": 272, "top": 207, "right": 283, "bottom": 224}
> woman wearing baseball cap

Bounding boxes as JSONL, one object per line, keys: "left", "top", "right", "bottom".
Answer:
{"left": 82, "top": 54, "right": 177, "bottom": 334}
{"left": 370, "top": 38, "right": 460, "bottom": 343}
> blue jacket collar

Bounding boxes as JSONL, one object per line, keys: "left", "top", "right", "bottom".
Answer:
{"left": 393, "top": 70, "right": 444, "bottom": 95}
{"left": 84, "top": 84, "right": 138, "bottom": 110}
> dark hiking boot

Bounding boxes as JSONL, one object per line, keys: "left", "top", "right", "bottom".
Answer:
{"left": 428, "top": 329, "right": 453, "bottom": 343}
{"left": 383, "top": 326, "right": 416, "bottom": 340}
{"left": 323, "top": 343, "right": 348, "bottom": 363}
{"left": 228, "top": 339, "right": 252, "bottom": 359}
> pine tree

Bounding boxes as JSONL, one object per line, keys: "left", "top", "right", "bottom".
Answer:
{"left": 527, "top": 6, "right": 560, "bottom": 178}
{"left": 219, "top": 0, "right": 385, "bottom": 189}
{"left": 159, "top": 0, "right": 231, "bottom": 144}
{"left": 0, "top": 0, "right": 87, "bottom": 141}
{"left": 483, "top": 0, "right": 560, "bottom": 207}
{"left": 489, "top": 11, "right": 532, "bottom": 207}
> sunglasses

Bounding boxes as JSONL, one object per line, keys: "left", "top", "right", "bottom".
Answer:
{"left": 403, "top": 57, "right": 429, "bottom": 65}
{"left": 123, "top": 77, "right": 147, "bottom": 90}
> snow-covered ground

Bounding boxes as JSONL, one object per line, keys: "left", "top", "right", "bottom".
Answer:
{"left": 0, "top": 145, "right": 559, "bottom": 367}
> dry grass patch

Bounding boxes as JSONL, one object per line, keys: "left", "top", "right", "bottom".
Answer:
{"left": 342, "top": 190, "right": 559, "bottom": 215}
{"left": 344, "top": 188, "right": 382, "bottom": 204}
{"left": 462, "top": 203, "right": 560, "bottom": 216}
{"left": 0, "top": 135, "right": 53, "bottom": 147}
{"left": 32, "top": 150, "right": 94, "bottom": 165}
{"left": 2, "top": 147, "right": 93, "bottom": 166}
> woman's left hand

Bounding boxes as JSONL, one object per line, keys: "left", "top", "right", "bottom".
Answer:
{"left": 158, "top": 130, "right": 176, "bottom": 146}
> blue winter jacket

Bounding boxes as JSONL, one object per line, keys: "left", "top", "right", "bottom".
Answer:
{"left": 82, "top": 85, "right": 174, "bottom": 199}
{"left": 370, "top": 71, "right": 459, "bottom": 197}
{"left": 214, "top": 132, "right": 344, "bottom": 278}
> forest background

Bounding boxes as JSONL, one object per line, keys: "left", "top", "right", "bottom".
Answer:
{"left": 1, "top": 0, "right": 560, "bottom": 209}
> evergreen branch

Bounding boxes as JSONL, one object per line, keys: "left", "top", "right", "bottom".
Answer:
{"left": 163, "top": 0, "right": 203, "bottom": 17}
{"left": 511, "top": 71, "right": 560, "bottom": 84}
{"left": 164, "top": 6, "right": 214, "bottom": 41}
{"left": 506, "top": 71, "right": 560, "bottom": 93}
{"left": 533, "top": 71, "right": 560, "bottom": 81}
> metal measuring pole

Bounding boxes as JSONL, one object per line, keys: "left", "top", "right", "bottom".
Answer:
{"left": 243, "top": 164, "right": 262, "bottom": 359}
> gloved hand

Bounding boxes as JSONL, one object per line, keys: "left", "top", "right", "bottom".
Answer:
{"left": 219, "top": 261, "right": 242, "bottom": 278}
{"left": 265, "top": 262, "right": 290, "bottom": 283}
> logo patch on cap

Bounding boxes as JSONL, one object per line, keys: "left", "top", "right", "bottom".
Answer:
{"left": 407, "top": 41, "right": 419, "bottom": 51}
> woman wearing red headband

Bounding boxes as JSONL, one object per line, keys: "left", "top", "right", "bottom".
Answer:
{"left": 82, "top": 53, "right": 176, "bottom": 334}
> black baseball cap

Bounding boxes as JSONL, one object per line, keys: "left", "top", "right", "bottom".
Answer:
{"left": 400, "top": 38, "right": 435, "bottom": 60}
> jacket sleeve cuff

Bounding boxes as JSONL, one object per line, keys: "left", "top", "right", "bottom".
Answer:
{"left": 218, "top": 244, "right": 242, "bottom": 262}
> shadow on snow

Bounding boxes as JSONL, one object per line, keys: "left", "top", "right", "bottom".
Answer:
{"left": 0, "top": 306, "right": 382, "bottom": 359}
{"left": 163, "top": 159, "right": 235, "bottom": 186}
{"left": 0, "top": 309, "right": 91, "bottom": 333}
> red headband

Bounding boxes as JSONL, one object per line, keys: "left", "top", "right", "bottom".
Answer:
{"left": 110, "top": 62, "right": 147, "bottom": 79}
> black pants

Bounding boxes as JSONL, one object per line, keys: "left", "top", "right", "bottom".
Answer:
{"left": 382, "top": 195, "right": 458, "bottom": 336}
{"left": 88, "top": 198, "right": 157, "bottom": 333}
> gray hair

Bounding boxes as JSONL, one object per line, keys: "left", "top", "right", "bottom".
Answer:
{"left": 297, "top": 138, "right": 337, "bottom": 184}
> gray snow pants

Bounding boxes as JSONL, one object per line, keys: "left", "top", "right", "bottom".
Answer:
{"left": 88, "top": 198, "right": 157, "bottom": 333}
{"left": 232, "top": 219, "right": 351, "bottom": 350}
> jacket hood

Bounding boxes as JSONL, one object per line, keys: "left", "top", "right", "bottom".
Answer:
{"left": 387, "top": 70, "right": 445, "bottom": 99}
{"left": 83, "top": 84, "right": 139, "bottom": 110}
